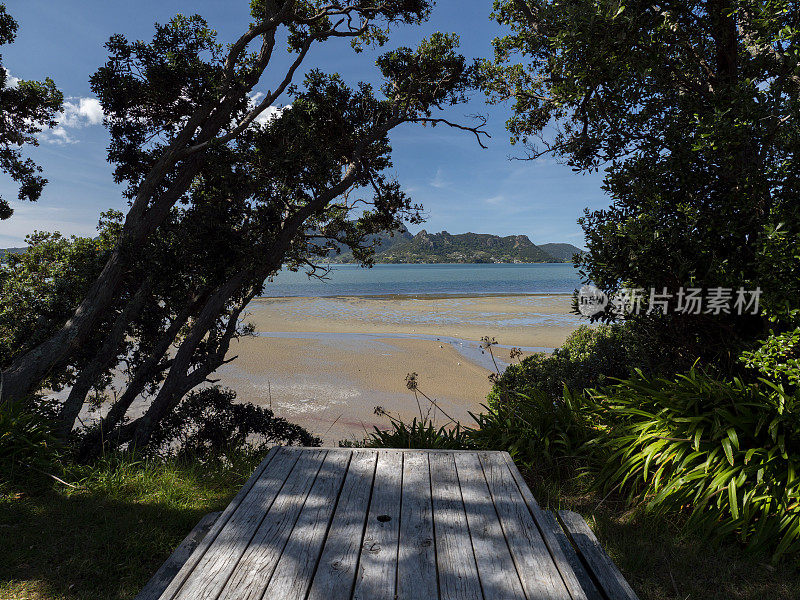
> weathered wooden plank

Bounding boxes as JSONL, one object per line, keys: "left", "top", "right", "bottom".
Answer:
{"left": 430, "top": 452, "right": 482, "bottom": 600}
{"left": 397, "top": 452, "right": 437, "bottom": 600}
{"left": 559, "top": 510, "right": 640, "bottom": 600}
{"left": 501, "top": 452, "right": 590, "bottom": 600}
{"left": 306, "top": 450, "right": 378, "bottom": 600}
{"left": 351, "top": 450, "right": 403, "bottom": 600}
{"left": 158, "top": 445, "right": 284, "bottom": 600}
{"left": 480, "top": 452, "right": 572, "bottom": 600}
{"left": 260, "top": 450, "right": 352, "bottom": 599}
{"left": 455, "top": 452, "right": 527, "bottom": 600}
{"left": 136, "top": 512, "right": 220, "bottom": 600}
{"left": 538, "top": 510, "right": 602, "bottom": 600}
{"left": 215, "top": 449, "right": 327, "bottom": 600}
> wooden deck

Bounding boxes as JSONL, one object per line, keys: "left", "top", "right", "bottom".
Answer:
{"left": 143, "top": 447, "right": 639, "bottom": 600}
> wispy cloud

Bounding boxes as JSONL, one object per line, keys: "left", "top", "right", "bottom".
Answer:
{"left": 484, "top": 194, "right": 504, "bottom": 206}
{"left": 0, "top": 204, "right": 98, "bottom": 246}
{"left": 430, "top": 167, "right": 449, "bottom": 189}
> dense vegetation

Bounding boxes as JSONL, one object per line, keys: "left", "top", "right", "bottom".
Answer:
{"left": 3, "top": 0, "right": 800, "bottom": 598}
{"left": 0, "top": 4, "right": 62, "bottom": 220}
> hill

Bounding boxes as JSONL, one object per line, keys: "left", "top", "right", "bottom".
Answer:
{"left": 538, "top": 243, "right": 585, "bottom": 262}
{"left": 0, "top": 247, "right": 26, "bottom": 262}
{"left": 332, "top": 230, "right": 572, "bottom": 264}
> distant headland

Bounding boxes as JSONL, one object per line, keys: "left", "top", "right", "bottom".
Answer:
{"left": 329, "top": 227, "right": 585, "bottom": 264}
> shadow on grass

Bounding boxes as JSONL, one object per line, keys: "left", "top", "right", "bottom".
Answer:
{"left": 520, "top": 465, "right": 800, "bottom": 600}
{"left": 0, "top": 484, "right": 223, "bottom": 600}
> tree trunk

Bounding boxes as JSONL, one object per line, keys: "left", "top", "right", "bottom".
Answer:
{"left": 56, "top": 280, "right": 150, "bottom": 439}
{"left": 0, "top": 153, "right": 206, "bottom": 404}
{"left": 75, "top": 294, "right": 204, "bottom": 461}
{"left": 128, "top": 271, "right": 254, "bottom": 449}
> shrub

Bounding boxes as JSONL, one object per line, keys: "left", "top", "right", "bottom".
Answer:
{"left": 361, "top": 415, "right": 470, "bottom": 449}
{"left": 469, "top": 387, "right": 597, "bottom": 471}
{"left": 740, "top": 320, "right": 800, "bottom": 389}
{"left": 591, "top": 367, "right": 800, "bottom": 562}
{"left": 0, "top": 400, "right": 58, "bottom": 482}
{"left": 148, "top": 386, "right": 321, "bottom": 460}
{"left": 489, "top": 324, "right": 647, "bottom": 405}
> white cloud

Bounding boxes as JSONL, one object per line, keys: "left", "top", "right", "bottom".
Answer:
{"left": 39, "top": 97, "right": 104, "bottom": 145}
{"left": 2, "top": 67, "right": 19, "bottom": 88}
{"left": 62, "top": 97, "right": 104, "bottom": 127}
{"left": 248, "top": 92, "right": 290, "bottom": 126}
{"left": 254, "top": 105, "right": 288, "bottom": 125}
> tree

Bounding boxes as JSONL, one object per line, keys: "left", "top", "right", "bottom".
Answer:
{"left": 483, "top": 0, "right": 800, "bottom": 364}
{"left": 0, "top": 4, "right": 63, "bottom": 219}
{"left": 1, "top": 0, "right": 477, "bottom": 405}
{"left": 1, "top": 8, "right": 485, "bottom": 454}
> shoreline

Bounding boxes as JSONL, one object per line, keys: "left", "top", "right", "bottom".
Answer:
{"left": 213, "top": 293, "right": 585, "bottom": 444}
{"left": 256, "top": 290, "right": 577, "bottom": 300}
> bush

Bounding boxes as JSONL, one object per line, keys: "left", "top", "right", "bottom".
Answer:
{"left": 148, "top": 386, "right": 321, "bottom": 460}
{"left": 0, "top": 400, "right": 58, "bottom": 482}
{"left": 740, "top": 320, "right": 800, "bottom": 389}
{"left": 591, "top": 367, "right": 800, "bottom": 563}
{"left": 469, "top": 387, "right": 597, "bottom": 471}
{"left": 359, "top": 414, "right": 470, "bottom": 449}
{"left": 489, "top": 324, "right": 647, "bottom": 405}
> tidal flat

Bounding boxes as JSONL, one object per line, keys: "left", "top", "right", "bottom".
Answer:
{"left": 216, "top": 294, "right": 584, "bottom": 443}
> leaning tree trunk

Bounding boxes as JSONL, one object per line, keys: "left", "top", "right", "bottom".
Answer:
{"left": 128, "top": 271, "right": 254, "bottom": 450}
{"left": 75, "top": 291, "right": 207, "bottom": 461}
{"left": 0, "top": 152, "right": 206, "bottom": 405}
{"left": 56, "top": 280, "right": 150, "bottom": 439}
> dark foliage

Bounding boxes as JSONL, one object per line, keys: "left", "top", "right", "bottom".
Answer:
{"left": 0, "top": 4, "right": 63, "bottom": 219}
{"left": 147, "top": 387, "right": 321, "bottom": 459}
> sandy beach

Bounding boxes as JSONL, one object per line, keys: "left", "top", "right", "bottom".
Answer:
{"left": 215, "top": 294, "right": 583, "bottom": 444}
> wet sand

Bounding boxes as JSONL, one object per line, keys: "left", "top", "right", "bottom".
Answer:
{"left": 216, "top": 294, "right": 582, "bottom": 444}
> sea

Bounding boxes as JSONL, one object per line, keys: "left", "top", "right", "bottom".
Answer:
{"left": 262, "top": 263, "right": 583, "bottom": 297}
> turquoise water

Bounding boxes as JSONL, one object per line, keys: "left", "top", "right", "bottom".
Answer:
{"left": 262, "top": 263, "right": 583, "bottom": 297}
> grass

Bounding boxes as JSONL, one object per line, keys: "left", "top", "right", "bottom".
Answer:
{"left": 519, "top": 464, "right": 800, "bottom": 600}
{"left": 0, "top": 452, "right": 264, "bottom": 600}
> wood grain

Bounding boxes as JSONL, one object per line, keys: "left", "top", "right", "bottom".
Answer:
{"left": 351, "top": 450, "right": 403, "bottom": 600}
{"left": 430, "top": 452, "right": 482, "bottom": 600}
{"left": 397, "top": 451, "right": 437, "bottom": 600}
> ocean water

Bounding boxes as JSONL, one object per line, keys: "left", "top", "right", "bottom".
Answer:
{"left": 262, "top": 263, "right": 583, "bottom": 297}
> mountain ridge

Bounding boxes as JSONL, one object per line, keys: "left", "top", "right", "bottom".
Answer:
{"left": 330, "top": 228, "right": 585, "bottom": 264}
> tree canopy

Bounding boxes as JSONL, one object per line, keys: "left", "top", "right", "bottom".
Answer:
{"left": 483, "top": 0, "right": 800, "bottom": 362}
{"left": 0, "top": 1, "right": 487, "bottom": 409}
{"left": 0, "top": 3, "right": 63, "bottom": 219}
{"left": 0, "top": 3, "right": 487, "bottom": 455}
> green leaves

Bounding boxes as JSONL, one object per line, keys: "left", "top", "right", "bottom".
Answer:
{"left": 592, "top": 367, "right": 800, "bottom": 563}
{"left": 377, "top": 32, "right": 475, "bottom": 116}
{"left": 0, "top": 399, "right": 59, "bottom": 482}
{"left": 485, "top": 0, "right": 800, "bottom": 363}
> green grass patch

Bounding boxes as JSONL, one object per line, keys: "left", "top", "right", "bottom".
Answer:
{"left": 0, "top": 452, "right": 264, "bottom": 600}
{"left": 520, "top": 465, "right": 800, "bottom": 600}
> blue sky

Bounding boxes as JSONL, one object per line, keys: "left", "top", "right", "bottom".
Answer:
{"left": 0, "top": 0, "right": 609, "bottom": 248}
